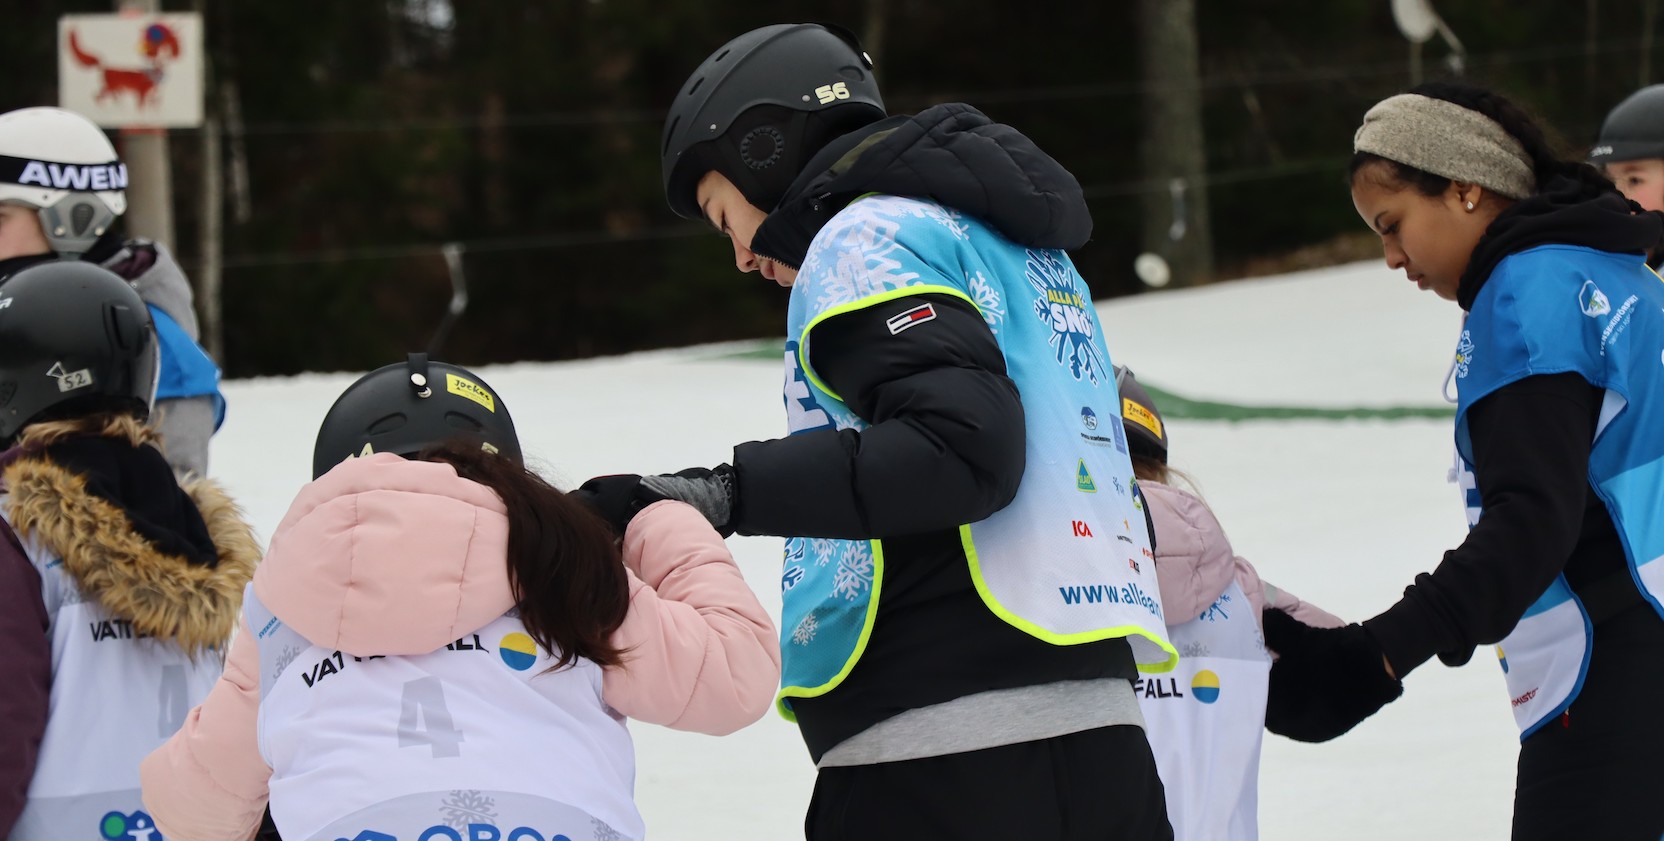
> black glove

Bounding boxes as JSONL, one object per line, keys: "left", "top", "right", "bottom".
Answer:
{"left": 572, "top": 474, "right": 649, "bottom": 535}
{"left": 574, "top": 465, "right": 737, "bottom": 537}
{"left": 255, "top": 806, "right": 283, "bottom": 840}
{"left": 1262, "top": 608, "right": 1403, "bottom": 742}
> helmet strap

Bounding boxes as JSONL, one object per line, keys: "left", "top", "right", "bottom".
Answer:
{"left": 407, "top": 352, "right": 433, "bottom": 399}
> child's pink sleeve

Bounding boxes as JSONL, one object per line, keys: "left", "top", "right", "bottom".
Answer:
{"left": 602, "top": 501, "right": 781, "bottom": 735}
{"left": 1263, "top": 581, "right": 1346, "bottom": 629}
{"left": 1237, "top": 560, "right": 1347, "bottom": 630}
{"left": 141, "top": 613, "right": 271, "bottom": 841}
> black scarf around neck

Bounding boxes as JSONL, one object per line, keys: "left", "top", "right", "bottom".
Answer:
{"left": 1458, "top": 175, "right": 1663, "bottom": 311}
{"left": 42, "top": 436, "right": 219, "bottom": 567}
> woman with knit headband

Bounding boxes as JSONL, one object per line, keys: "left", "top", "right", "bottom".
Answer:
{"left": 1263, "top": 81, "right": 1664, "bottom": 840}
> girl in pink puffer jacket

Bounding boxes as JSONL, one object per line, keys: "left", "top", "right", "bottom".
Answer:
{"left": 140, "top": 358, "right": 780, "bottom": 841}
{"left": 1116, "top": 366, "right": 1342, "bottom": 841}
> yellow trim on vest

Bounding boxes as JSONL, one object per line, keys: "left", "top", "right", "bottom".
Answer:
{"left": 775, "top": 539, "right": 887, "bottom": 721}
{"left": 796, "top": 284, "right": 981, "bottom": 405}
{"left": 960, "top": 525, "right": 1180, "bottom": 673}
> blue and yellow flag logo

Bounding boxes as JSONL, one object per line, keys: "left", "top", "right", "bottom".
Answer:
{"left": 499, "top": 633, "right": 538, "bottom": 671}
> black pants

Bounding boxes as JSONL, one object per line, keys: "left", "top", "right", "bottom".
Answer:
{"left": 1513, "top": 605, "right": 1664, "bottom": 841}
{"left": 805, "top": 724, "right": 1173, "bottom": 841}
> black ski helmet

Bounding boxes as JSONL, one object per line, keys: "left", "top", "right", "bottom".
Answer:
{"left": 0, "top": 261, "right": 158, "bottom": 442}
{"left": 1115, "top": 365, "right": 1169, "bottom": 464}
{"left": 661, "top": 23, "right": 886, "bottom": 219}
{"left": 312, "top": 354, "right": 521, "bottom": 479}
{"left": 1590, "top": 84, "right": 1664, "bottom": 165}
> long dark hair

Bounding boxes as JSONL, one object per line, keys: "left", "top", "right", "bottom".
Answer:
{"left": 1348, "top": 81, "right": 1616, "bottom": 201}
{"left": 420, "top": 440, "right": 630, "bottom": 670}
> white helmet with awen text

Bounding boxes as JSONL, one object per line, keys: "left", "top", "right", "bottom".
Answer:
{"left": 0, "top": 107, "right": 127, "bottom": 258}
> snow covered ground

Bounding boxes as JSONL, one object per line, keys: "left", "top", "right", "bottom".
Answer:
{"left": 213, "top": 259, "right": 1519, "bottom": 840}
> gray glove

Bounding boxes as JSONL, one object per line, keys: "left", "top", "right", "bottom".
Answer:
{"left": 639, "top": 465, "right": 737, "bottom": 537}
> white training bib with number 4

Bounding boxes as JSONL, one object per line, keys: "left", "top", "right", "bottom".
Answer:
{"left": 247, "top": 588, "right": 641, "bottom": 841}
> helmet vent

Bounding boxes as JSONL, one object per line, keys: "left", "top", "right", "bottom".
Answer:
{"left": 70, "top": 203, "right": 96, "bottom": 236}
{"left": 662, "top": 116, "right": 680, "bottom": 155}
{"left": 687, "top": 76, "right": 705, "bottom": 95}
{"left": 106, "top": 303, "right": 138, "bottom": 350}
{"left": 445, "top": 411, "right": 485, "bottom": 431}
{"left": 366, "top": 412, "right": 407, "bottom": 435}
{"left": 442, "top": 411, "right": 485, "bottom": 436}
{"left": 714, "top": 48, "right": 730, "bottom": 62}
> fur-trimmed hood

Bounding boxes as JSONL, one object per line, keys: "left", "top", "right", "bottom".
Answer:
{"left": 0, "top": 420, "right": 259, "bottom": 653}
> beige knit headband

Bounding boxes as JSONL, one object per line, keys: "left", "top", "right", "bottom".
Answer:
{"left": 1353, "top": 93, "right": 1537, "bottom": 200}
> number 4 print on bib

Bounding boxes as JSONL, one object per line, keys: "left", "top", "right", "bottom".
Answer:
{"left": 398, "top": 676, "right": 465, "bottom": 758}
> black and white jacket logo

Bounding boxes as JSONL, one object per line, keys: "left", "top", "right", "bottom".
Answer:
{"left": 886, "top": 302, "right": 937, "bottom": 335}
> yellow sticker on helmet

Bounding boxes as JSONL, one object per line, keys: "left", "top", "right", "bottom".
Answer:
{"left": 1122, "top": 398, "right": 1162, "bottom": 439}
{"left": 446, "top": 373, "right": 495, "bottom": 413}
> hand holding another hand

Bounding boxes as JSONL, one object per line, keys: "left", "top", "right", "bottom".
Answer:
{"left": 1262, "top": 608, "right": 1404, "bottom": 743}
{"left": 574, "top": 465, "right": 737, "bottom": 537}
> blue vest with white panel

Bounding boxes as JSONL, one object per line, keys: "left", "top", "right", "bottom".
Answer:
{"left": 1453, "top": 244, "right": 1664, "bottom": 738}
{"left": 775, "top": 194, "right": 1178, "bottom": 718}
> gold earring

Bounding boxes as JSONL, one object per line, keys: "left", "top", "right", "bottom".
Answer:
{"left": 1465, "top": 201, "right": 1475, "bottom": 211}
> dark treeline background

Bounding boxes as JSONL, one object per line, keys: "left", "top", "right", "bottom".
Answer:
{"left": 4, "top": 1, "right": 1660, "bottom": 377}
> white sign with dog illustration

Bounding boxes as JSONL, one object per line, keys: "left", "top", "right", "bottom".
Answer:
{"left": 57, "top": 13, "right": 204, "bottom": 128}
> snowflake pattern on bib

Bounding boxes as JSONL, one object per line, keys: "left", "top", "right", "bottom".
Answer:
{"left": 831, "top": 542, "right": 876, "bottom": 601}
{"left": 967, "top": 270, "right": 1006, "bottom": 333}
{"left": 801, "top": 196, "right": 973, "bottom": 314}
{"left": 1199, "top": 591, "right": 1232, "bottom": 623}
{"left": 791, "top": 611, "right": 819, "bottom": 646}
{"left": 439, "top": 790, "right": 498, "bottom": 829}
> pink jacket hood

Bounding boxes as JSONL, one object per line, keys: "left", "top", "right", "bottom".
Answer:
{"left": 1143, "top": 480, "right": 1240, "bottom": 621}
{"left": 254, "top": 453, "right": 515, "bottom": 656}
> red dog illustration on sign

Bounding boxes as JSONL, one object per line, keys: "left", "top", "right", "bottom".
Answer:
{"left": 67, "top": 23, "right": 182, "bottom": 109}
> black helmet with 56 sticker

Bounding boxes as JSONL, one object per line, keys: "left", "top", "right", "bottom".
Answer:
{"left": 661, "top": 23, "right": 886, "bottom": 220}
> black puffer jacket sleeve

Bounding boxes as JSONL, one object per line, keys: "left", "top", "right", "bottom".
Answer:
{"left": 730, "top": 293, "right": 1025, "bottom": 540}
{"left": 1363, "top": 372, "right": 1602, "bottom": 675}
